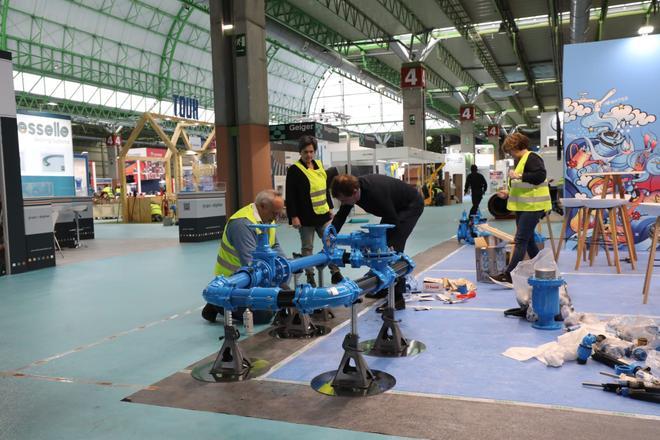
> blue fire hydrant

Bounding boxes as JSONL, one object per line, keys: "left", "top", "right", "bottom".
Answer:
{"left": 528, "top": 268, "right": 564, "bottom": 330}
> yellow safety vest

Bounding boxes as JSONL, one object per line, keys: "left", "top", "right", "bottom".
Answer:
{"left": 102, "top": 187, "right": 114, "bottom": 197}
{"left": 507, "top": 151, "right": 552, "bottom": 212}
{"left": 150, "top": 202, "right": 162, "bottom": 216}
{"left": 293, "top": 160, "right": 330, "bottom": 215}
{"left": 214, "top": 203, "right": 277, "bottom": 276}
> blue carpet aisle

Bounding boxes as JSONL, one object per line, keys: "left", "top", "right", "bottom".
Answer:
{"left": 265, "top": 246, "right": 660, "bottom": 418}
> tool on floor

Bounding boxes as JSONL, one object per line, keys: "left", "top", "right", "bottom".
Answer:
{"left": 582, "top": 382, "right": 660, "bottom": 403}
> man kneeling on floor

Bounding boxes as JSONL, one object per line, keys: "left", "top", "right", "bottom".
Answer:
{"left": 201, "top": 189, "right": 287, "bottom": 324}
{"left": 331, "top": 173, "right": 424, "bottom": 312}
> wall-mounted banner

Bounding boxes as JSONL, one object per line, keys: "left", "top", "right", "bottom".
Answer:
{"left": 563, "top": 35, "right": 660, "bottom": 247}
{"left": 17, "top": 111, "right": 75, "bottom": 198}
{"left": 269, "top": 122, "right": 340, "bottom": 143}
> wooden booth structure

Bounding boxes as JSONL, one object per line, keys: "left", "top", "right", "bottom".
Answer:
{"left": 119, "top": 113, "right": 215, "bottom": 222}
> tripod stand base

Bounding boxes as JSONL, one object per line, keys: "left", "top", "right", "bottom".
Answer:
{"left": 311, "top": 369, "right": 395, "bottom": 397}
{"left": 358, "top": 339, "right": 426, "bottom": 358}
{"left": 191, "top": 358, "right": 271, "bottom": 383}
{"left": 269, "top": 308, "right": 330, "bottom": 339}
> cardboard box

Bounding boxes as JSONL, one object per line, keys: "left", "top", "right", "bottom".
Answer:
{"left": 475, "top": 242, "right": 508, "bottom": 283}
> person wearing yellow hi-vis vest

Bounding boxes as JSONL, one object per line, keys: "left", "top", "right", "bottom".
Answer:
{"left": 285, "top": 135, "right": 343, "bottom": 287}
{"left": 202, "top": 189, "right": 287, "bottom": 324}
{"left": 490, "top": 133, "right": 552, "bottom": 288}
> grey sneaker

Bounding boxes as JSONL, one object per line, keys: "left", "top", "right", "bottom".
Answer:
{"left": 489, "top": 273, "right": 513, "bottom": 289}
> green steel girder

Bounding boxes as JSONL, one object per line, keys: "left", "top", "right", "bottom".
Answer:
{"left": 16, "top": 92, "right": 142, "bottom": 125}
{"left": 313, "top": 0, "right": 390, "bottom": 48}
{"left": 268, "top": 57, "right": 324, "bottom": 85}
{"left": 65, "top": 0, "right": 211, "bottom": 52}
{"left": 433, "top": 0, "right": 531, "bottom": 126}
{"left": 9, "top": 6, "right": 177, "bottom": 80}
{"left": 8, "top": 36, "right": 215, "bottom": 108}
{"left": 266, "top": 42, "right": 281, "bottom": 66}
{"left": 0, "top": 0, "right": 8, "bottom": 50}
{"left": 333, "top": 68, "right": 401, "bottom": 102}
{"left": 265, "top": 0, "right": 353, "bottom": 56}
{"left": 158, "top": 4, "right": 195, "bottom": 100}
{"left": 357, "top": 54, "right": 400, "bottom": 88}
{"left": 375, "top": 0, "right": 426, "bottom": 36}
{"left": 373, "top": 0, "right": 511, "bottom": 124}
{"left": 493, "top": 0, "right": 543, "bottom": 112}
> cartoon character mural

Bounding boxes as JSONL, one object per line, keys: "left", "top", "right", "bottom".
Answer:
{"left": 563, "top": 88, "right": 659, "bottom": 247}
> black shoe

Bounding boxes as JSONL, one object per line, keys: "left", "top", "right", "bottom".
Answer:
{"left": 366, "top": 289, "right": 388, "bottom": 299}
{"left": 489, "top": 272, "right": 513, "bottom": 289}
{"left": 201, "top": 303, "right": 219, "bottom": 323}
{"left": 331, "top": 271, "right": 344, "bottom": 284}
{"left": 376, "top": 300, "right": 405, "bottom": 313}
{"left": 305, "top": 273, "right": 317, "bottom": 288}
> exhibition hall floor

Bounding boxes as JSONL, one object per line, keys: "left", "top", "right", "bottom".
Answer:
{"left": 0, "top": 204, "right": 658, "bottom": 439}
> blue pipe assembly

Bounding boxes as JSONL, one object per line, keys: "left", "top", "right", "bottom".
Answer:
{"left": 203, "top": 224, "right": 414, "bottom": 314}
{"left": 201, "top": 223, "right": 415, "bottom": 386}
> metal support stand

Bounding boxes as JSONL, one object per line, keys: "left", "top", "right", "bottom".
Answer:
{"left": 192, "top": 310, "right": 270, "bottom": 383}
{"left": 311, "top": 301, "right": 395, "bottom": 397}
{"left": 270, "top": 307, "right": 329, "bottom": 339}
{"left": 208, "top": 311, "right": 252, "bottom": 381}
{"left": 360, "top": 285, "right": 426, "bottom": 357}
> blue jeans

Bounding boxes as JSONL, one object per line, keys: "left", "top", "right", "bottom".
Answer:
{"left": 506, "top": 210, "right": 544, "bottom": 273}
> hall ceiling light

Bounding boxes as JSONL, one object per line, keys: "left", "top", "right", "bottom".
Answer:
{"left": 46, "top": 102, "right": 58, "bottom": 106}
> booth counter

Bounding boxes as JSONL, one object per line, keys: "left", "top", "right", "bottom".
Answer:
{"left": 23, "top": 196, "right": 94, "bottom": 269}
{"left": 177, "top": 191, "right": 226, "bottom": 243}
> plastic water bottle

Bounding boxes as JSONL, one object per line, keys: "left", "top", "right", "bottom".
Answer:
{"left": 243, "top": 309, "right": 254, "bottom": 336}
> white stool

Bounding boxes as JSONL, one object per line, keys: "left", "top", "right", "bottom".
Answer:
{"left": 578, "top": 198, "right": 634, "bottom": 274}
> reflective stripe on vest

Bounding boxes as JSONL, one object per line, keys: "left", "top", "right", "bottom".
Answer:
{"left": 293, "top": 160, "right": 329, "bottom": 215}
{"left": 507, "top": 151, "right": 552, "bottom": 212}
{"left": 214, "top": 203, "right": 277, "bottom": 276}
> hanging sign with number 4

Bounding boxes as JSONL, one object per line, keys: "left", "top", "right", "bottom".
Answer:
{"left": 487, "top": 125, "right": 500, "bottom": 137}
{"left": 459, "top": 105, "right": 475, "bottom": 121}
{"left": 400, "top": 65, "right": 426, "bottom": 89}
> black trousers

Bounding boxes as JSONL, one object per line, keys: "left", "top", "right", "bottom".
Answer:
{"left": 381, "top": 198, "right": 425, "bottom": 301}
{"left": 506, "top": 210, "right": 544, "bottom": 273}
{"left": 469, "top": 193, "right": 483, "bottom": 218}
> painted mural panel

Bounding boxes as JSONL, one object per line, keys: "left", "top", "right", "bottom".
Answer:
{"left": 563, "top": 35, "right": 660, "bottom": 246}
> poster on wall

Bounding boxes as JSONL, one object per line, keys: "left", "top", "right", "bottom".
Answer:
{"left": 73, "top": 155, "right": 89, "bottom": 197}
{"left": 17, "top": 111, "right": 75, "bottom": 197}
{"left": 563, "top": 35, "right": 659, "bottom": 247}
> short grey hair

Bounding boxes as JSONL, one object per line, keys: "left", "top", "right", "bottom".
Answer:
{"left": 255, "top": 189, "right": 283, "bottom": 208}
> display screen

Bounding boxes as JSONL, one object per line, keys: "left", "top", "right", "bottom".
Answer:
{"left": 17, "top": 111, "right": 75, "bottom": 197}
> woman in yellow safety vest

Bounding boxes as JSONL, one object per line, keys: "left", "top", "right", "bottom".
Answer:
{"left": 490, "top": 133, "right": 552, "bottom": 287}
{"left": 285, "top": 135, "right": 343, "bottom": 286}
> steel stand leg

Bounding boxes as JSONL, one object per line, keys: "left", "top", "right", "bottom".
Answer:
{"left": 371, "top": 284, "right": 409, "bottom": 355}
{"left": 210, "top": 311, "right": 251, "bottom": 380}
{"left": 331, "top": 302, "right": 375, "bottom": 390}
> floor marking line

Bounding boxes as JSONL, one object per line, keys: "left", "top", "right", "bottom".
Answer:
{"left": 259, "top": 377, "right": 660, "bottom": 421}
{"left": 0, "top": 370, "right": 158, "bottom": 391}
{"left": 16, "top": 306, "right": 204, "bottom": 371}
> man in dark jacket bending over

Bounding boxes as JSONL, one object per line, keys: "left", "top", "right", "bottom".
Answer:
{"left": 331, "top": 173, "right": 424, "bottom": 311}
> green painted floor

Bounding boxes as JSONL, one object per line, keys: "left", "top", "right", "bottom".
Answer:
{"left": 0, "top": 203, "right": 469, "bottom": 440}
